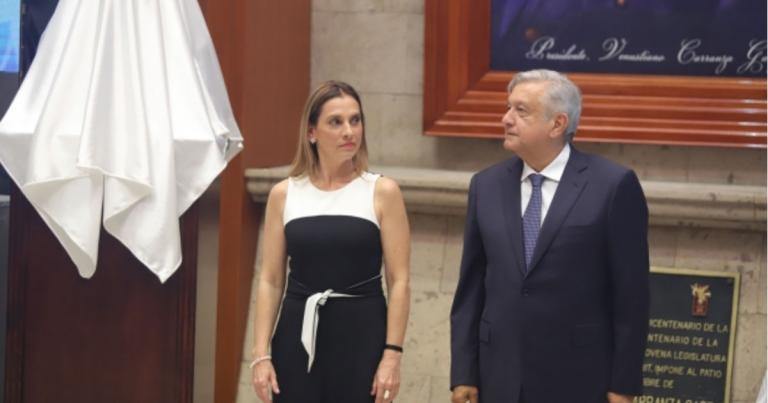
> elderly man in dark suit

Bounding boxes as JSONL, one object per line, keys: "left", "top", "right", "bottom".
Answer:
{"left": 450, "top": 69, "right": 649, "bottom": 403}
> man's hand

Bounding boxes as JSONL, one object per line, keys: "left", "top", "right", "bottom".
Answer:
{"left": 451, "top": 385, "right": 479, "bottom": 403}
{"left": 607, "top": 391, "right": 634, "bottom": 403}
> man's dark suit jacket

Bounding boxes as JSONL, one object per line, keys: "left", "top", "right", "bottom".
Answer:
{"left": 450, "top": 147, "right": 649, "bottom": 403}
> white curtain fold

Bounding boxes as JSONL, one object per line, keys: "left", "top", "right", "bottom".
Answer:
{"left": 0, "top": 0, "right": 243, "bottom": 282}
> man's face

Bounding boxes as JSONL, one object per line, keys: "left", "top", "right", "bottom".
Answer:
{"left": 501, "top": 81, "right": 559, "bottom": 157}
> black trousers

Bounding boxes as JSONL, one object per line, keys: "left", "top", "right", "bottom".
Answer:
{"left": 271, "top": 295, "right": 387, "bottom": 403}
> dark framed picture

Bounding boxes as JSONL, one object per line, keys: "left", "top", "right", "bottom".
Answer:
{"left": 424, "top": 0, "right": 767, "bottom": 148}
{"left": 490, "top": 0, "right": 766, "bottom": 77}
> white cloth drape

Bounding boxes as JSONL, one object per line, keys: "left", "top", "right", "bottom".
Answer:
{"left": 0, "top": 0, "right": 243, "bottom": 282}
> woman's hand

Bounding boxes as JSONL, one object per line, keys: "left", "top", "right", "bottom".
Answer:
{"left": 371, "top": 350, "right": 402, "bottom": 402}
{"left": 252, "top": 360, "right": 280, "bottom": 402}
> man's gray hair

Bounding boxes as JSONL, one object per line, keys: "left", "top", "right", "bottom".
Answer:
{"left": 507, "top": 69, "right": 582, "bottom": 142}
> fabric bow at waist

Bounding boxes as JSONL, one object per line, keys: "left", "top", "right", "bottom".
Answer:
{"left": 288, "top": 274, "right": 383, "bottom": 372}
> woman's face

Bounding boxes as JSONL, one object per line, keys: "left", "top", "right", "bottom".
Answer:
{"left": 309, "top": 94, "right": 363, "bottom": 166}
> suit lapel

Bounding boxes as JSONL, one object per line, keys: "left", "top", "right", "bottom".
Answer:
{"left": 500, "top": 158, "right": 527, "bottom": 277}
{"left": 526, "top": 148, "right": 589, "bottom": 275}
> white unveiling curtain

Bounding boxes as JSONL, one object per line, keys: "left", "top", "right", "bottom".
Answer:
{"left": 0, "top": 0, "right": 243, "bottom": 282}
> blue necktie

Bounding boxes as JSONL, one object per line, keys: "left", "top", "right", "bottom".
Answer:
{"left": 523, "top": 174, "right": 544, "bottom": 271}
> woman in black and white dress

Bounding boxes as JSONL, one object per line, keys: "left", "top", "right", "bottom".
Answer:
{"left": 250, "top": 81, "right": 411, "bottom": 403}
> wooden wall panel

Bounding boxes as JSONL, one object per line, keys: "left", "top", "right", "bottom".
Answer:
{"left": 5, "top": 186, "right": 198, "bottom": 403}
{"left": 201, "top": 1, "right": 310, "bottom": 402}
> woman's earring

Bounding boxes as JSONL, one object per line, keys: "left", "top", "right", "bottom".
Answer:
{"left": 309, "top": 138, "right": 316, "bottom": 144}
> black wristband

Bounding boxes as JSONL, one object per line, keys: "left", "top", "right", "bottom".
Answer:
{"left": 384, "top": 344, "right": 403, "bottom": 353}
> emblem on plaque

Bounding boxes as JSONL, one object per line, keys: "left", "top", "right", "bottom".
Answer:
{"left": 690, "top": 283, "right": 712, "bottom": 317}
